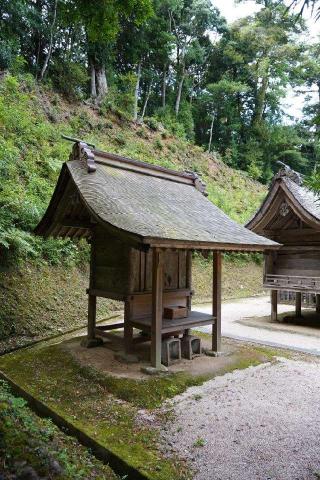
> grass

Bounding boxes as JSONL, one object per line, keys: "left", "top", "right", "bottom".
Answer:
{"left": 193, "top": 438, "right": 205, "bottom": 448}
{"left": 0, "top": 380, "right": 118, "bottom": 479}
{"left": 0, "top": 338, "right": 283, "bottom": 479}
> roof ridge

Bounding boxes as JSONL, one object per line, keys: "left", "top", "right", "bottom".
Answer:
{"left": 273, "top": 161, "right": 303, "bottom": 186}
{"left": 68, "top": 140, "right": 208, "bottom": 196}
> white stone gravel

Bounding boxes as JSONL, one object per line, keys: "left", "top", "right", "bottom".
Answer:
{"left": 162, "top": 358, "right": 320, "bottom": 480}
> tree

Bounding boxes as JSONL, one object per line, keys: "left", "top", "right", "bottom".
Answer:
{"left": 73, "top": 0, "right": 153, "bottom": 101}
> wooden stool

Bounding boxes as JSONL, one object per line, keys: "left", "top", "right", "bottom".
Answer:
{"left": 181, "top": 335, "right": 201, "bottom": 360}
{"left": 161, "top": 337, "right": 181, "bottom": 366}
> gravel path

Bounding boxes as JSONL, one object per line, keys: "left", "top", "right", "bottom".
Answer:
{"left": 196, "top": 296, "right": 320, "bottom": 354}
{"left": 162, "top": 358, "right": 320, "bottom": 480}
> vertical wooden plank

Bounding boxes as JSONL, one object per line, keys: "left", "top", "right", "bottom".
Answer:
{"left": 271, "top": 290, "right": 278, "bottom": 321}
{"left": 316, "top": 294, "right": 320, "bottom": 314}
{"left": 151, "top": 248, "right": 163, "bottom": 369}
{"left": 295, "top": 292, "right": 302, "bottom": 317}
{"left": 186, "top": 250, "right": 192, "bottom": 311}
{"left": 212, "top": 251, "right": 222, "bottom": 352}
{"left": 140, "top": 251, "right": 145, "bottom": 292}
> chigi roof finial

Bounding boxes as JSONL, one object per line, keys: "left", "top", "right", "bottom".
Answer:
{"left": 62, "top": 135, "right": 96, "bottom": 173}
{"left": 274, "top": 160, "right": 303, "bottom": 186}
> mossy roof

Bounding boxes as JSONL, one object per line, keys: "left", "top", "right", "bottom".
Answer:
{"left": 35, "top": 144, "right": 279, "bottom": 251}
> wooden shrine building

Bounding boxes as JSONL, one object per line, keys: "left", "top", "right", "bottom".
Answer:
{"left": 247, "top": 164, "right": 320, "bottom": 321}
{"left": 36, "top": 140, "right": 278, "bottom": 369}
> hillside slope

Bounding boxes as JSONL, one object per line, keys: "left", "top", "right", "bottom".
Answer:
{"left": 0, "top": 74, "right": 267, "bottom": 350}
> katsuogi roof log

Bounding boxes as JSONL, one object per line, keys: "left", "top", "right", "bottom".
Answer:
{"left": 35, "top": 141, "right": 279, "bottom": 251}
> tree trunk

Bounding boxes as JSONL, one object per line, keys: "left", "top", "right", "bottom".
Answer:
{"left": 162, "top": 65, "right": 167, "bottom": 109}
{"left": 133, "top": 61, "right": 142, "bottom": 122}
{"left": 208, "top": 112, "right": 214, "bottom": 153}
{"left": 141, "top": 81, "right": 152, "bottom": 120}
{"left": 175, "top": 69, "right": 185, "bottom": 117}
{"left": 96, "top": 66, "right": 108, "bottom": 100}
{"left": 39, "top": 0, "right": 57, "bottom": 81}
{"left": 90, "top": 63, "right": 97, "bottom": 99}
{"left": 189, "top": 76, "right": 195, "bottom": 104}
{"left": 252, "top": 75, "right": 269, "bottom": 129}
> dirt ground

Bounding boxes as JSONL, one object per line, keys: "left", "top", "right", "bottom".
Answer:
{"left": 63, "top": 332, "right": 269, "bottom": 380}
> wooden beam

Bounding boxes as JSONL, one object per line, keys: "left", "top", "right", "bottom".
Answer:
{"left": 212, "top": 251, "right": 222, "bottom": 352}
{"left": 316, "top": 294, "right": 320, "bottom": 314}
{"left": 295, "top": 292, "right": 302, "bottom": 317}
{"left": 151, "top": 248, "right": 163, "bottom": 368}
{"left": 271, "top": 290, "right": 278, "bottom": 321}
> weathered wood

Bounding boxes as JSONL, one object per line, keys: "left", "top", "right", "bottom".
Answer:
{"left": 129, "top": 311, "right": 216, "bottom": 334}
{"left": 212, "top": 251, "right": 222, "bottom": 352}
{"left": 295, "top": 292, "right": 302, "bottom": 317}
{"left": 316, "top": 294, "right": 320, "bottom": 314}
{"left": 87, "top": 295, "right": 96, "bottom": 340}
{"left": 271, "top": 290, "right": 278, "bottom": 321}
{"left": 87, "top": 288, "right": 125, "bottom": 300}
{"left": 96, "top": 322, "right": 124, "bottom": 331}
{"left": 151, "top": 248, "right": 163, "bottom": 368}
{"left": 88, "top": 234, "right": 96, "bottom": 340}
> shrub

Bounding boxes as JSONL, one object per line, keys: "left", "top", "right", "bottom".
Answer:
{"left": 50, "top": 60, "right": 88, "bottom": 100}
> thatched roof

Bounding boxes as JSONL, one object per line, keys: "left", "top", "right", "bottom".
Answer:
{"left": 35, "top": 141, "right": 279, "bottom": 251}
{"left": 247, "top": 165, "right": 320, "bottom": 232}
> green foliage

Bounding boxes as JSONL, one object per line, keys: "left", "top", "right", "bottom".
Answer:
{"left": 0, "top": 380, "right": 118, "bottom": 479}
{"left": 50, "top": 60, "right": 88, "bottom": 100}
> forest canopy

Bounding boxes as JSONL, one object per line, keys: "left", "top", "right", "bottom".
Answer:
{"left": 0, "top": 0, "right": 319, "bottom": 182}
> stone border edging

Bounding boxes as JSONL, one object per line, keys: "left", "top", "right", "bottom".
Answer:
{"left": 0, "top": 312, "right": 123, "bottom": 357}
{"left": 0, "top": 369, "right": 150, "bottom": 480}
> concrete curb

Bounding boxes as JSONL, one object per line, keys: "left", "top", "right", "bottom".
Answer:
{"left": 0, "top": 369, "right": 150, "bottom": 480}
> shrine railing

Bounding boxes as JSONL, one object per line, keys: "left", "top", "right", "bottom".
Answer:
{"left": 264, "top": 274, "right": 320, "bottom": 292}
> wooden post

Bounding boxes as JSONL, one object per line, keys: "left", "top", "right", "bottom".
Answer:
{"left": 124, "top": 248, "right": 135, "bottom": 354}
{"left": 212, "top": 251, "right": 222, "bottom": 352}
{"left": 316, "top": 294, "right": 320, "bottom": 314}
{"left": 124, "top": 300, "right": 133, "bottom": 353}
{"left": 186, "top": 250, "right": 192, "bottom": 311}
{"left": 84, "top": 233, "right": 102, "bottom": 347}
{"left": 271, "top": 290, "right": 278, "bottom": 321}
{"left": 151, "top": 248, "right": 163, "bottom": 369}
{"left": 87, "top": 294, "right": 96, "bottom": 340}
{"left": 295, "top": 292, "right": 302, "bottom": 317}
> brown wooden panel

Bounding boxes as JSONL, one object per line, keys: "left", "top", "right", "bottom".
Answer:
{"left": 92, "top": 227, "right": 130, "bottom": 293}
{"left": 164, "top": 250, "right": 179, "bottom": 289}
{"left": 129, "top": 290, "right": 190, "bottom": 320}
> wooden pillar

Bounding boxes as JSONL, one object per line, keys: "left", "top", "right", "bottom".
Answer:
{"left": 316, "top": 294, "right": 320, "bottom": 314}
{"left": 186, "top": 250, "right": 192, "bottom": 311}
{"left": 84, "top": 234, "right": 102, "bottom": 347}
{"left": 271, "top": 290, "right": 278, "bottom": 321}
{"left": 124, "top": 300, "right": 133, "bottom": 353}
{"left": 212, "top": 251, "right": 222, "bottom": 352}
{"left": 295, "top": 292, "right": 302, "bottom": 317}
{"left": 124, "top": 248, "right": 135, "bottom": 354}
{"left": 151, "top": 248, "right": 163, "bottom": 368}
{"left": 87, "top": 294, "right": 96, "bottom": 340}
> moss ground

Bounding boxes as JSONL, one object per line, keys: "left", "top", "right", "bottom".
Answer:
{"left": 0, "top": 380, "right": 118, "bottom": 479}
{"left": 0, "top": 337, "right": 286, "bottom": 479}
